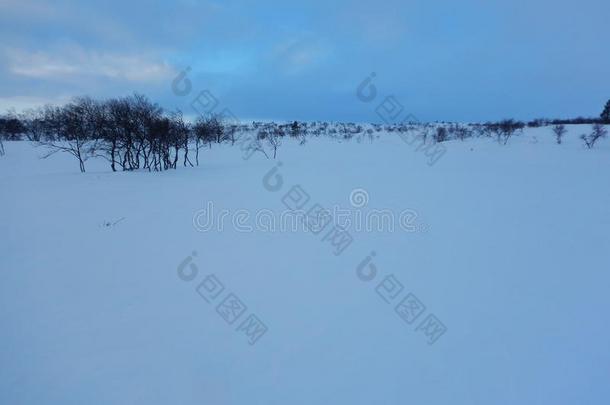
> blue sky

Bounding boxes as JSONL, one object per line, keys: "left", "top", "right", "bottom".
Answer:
{"left": 1, "top": 0, "right": 608, "bottom": 122}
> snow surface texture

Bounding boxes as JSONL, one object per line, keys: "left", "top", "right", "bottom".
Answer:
{"left": 1, "top": 126, "right": 609, "bottom": 404}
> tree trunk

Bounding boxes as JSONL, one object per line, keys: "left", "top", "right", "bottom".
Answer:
{"left": 195, "top": 139, "right": 200, "bottom": 165}
{"left": 110, "top": 139, "right": 117, "bottom": 172}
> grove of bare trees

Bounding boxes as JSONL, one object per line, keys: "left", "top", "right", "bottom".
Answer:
{"left": 1, "top": 94, "right": 224, "bottom": 172}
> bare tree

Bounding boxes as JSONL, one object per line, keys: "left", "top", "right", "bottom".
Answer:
{"left": 148, "top": 116, "right": 172, "bottom": 171}
{"left": 203, "top": 116, "right": 225, "bottom": 144}
{"left": 131, "top": 94, "right": 163, "bottom": 170}
{"left": 487, "top": 119, "right": 524, "bottom": 145}
{"left": 242, "top": 129, "right": 270, "bottom": 159}
{"left": 580, "top": 124, "right": 608, "bottom": 149}
{"left": 167, "top": 110, "right": 192, "bottom": 168}
{"left": 22, "top": 109, "right": 47, "bottom": 142}
{"left": 93, "top": 93, "right": 170, "bottom": 172}
{"left": 37, "top": 98, "right": 100, "bottom": 172}
{"left": 193, "top": 116, "right": 223, "bottom": 164}
{"left": 104, "top": 97, "right": 130, "bottom": 171}
{"left": 192, "top": 117, "right": 209, "bottom": 165}
{"left": 552, "top": 124, "right": 567, "bottom": 145}
{"left": 266, "top": 128, "right": 282, "bottom": 159}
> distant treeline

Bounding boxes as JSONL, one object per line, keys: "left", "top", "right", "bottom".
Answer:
{"left": 0, "top": 94, "right": 608, "bottom": 169}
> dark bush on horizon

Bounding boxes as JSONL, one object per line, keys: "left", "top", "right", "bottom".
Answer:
{"left": 601, "top": 99, "right": 610, "bottom": 123}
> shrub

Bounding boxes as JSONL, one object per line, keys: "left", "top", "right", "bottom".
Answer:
{"left": 552, "top": 124, "right": 567, "bottom": 145}
{"left": 434, "top": 127, "right": 448, "bottom": 143}
{"left": 580, "top": 124, "right": 608, "bottom": 149}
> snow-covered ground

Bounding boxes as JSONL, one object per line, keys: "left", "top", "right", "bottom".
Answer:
{"left": 1, "top": 126, "right": 609, "bottom": 404}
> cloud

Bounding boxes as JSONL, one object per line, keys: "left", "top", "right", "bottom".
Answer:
{"left": 5, "top": 45, "right": 177, "bottom": 83}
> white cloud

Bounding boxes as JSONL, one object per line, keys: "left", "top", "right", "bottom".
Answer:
{"left": 6, "top": 46, "right": 177, "bottom": 83}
